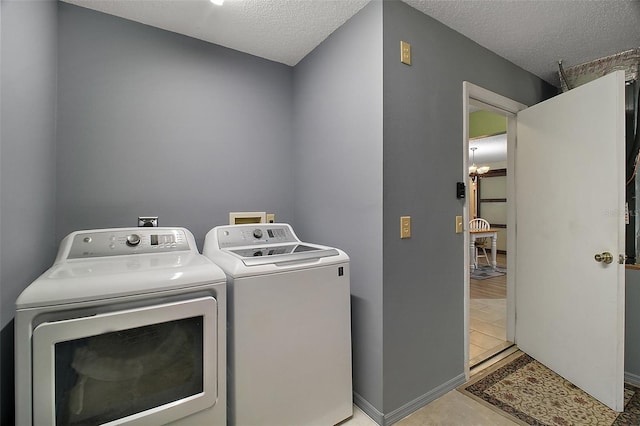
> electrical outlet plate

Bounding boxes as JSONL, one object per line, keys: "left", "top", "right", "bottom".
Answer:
{"left": 401, "top": 41, "right": 411, "bottom": 65}
{"left": 400, "top": 216, "right": 411, "bottom": 238}
{"left": 266, "top": 213, "right": 275, "bottom": 223}
{"left": 138, "top": 216, "right": 158, "bottom": 227}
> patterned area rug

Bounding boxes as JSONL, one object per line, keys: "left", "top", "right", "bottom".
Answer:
{"left": 460, "top": 352, "right": 640, "bottom": 425}
{"left": 471, "top": 265, "right": 506, "bottom": 280}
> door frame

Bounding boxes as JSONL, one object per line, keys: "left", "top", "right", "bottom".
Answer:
{"left": 462, "top": 82, "right": 527, "bottom": 377}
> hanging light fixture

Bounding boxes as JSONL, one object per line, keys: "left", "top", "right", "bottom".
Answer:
{"left": 469, "top": 147, "right": 490, "bottom": 181}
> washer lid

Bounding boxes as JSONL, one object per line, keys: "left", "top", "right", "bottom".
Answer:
{"left": 228, "top": 244, "right": 339, "bottom": 266}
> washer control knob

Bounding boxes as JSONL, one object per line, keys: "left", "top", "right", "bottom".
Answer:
{"left": 126, "top": 234, "right": 141, "bottom": 247}
{"left": 253, "top": 229, "right": 263, "bottom": 239}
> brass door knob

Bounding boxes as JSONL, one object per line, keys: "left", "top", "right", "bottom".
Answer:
{"left": 594, "top": 252, "right": 614, "bottom": 264}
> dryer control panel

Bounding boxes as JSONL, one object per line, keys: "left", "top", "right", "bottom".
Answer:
{"left": 64, "top": 228, "right": 191, "bottom": 259}
{"left": 217, "top": 224, "right": 297, "bottom": 249}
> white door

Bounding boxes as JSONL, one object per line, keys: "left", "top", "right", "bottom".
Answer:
{"left": 515, "top": 70, "right": 626, "bottom": 411}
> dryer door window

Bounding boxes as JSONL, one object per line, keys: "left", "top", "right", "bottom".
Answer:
{"left": 32, "top": 297, "right": 217, "bottom": 426}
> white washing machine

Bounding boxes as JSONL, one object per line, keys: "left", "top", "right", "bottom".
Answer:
{"left": 15, "top": 227, "right": 226, "bottom": 426}
{"left": 203, "top": 223, "right": 352, "bottom": 426}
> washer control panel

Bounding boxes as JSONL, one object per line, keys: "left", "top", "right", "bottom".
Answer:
{"left": 217, "top": 224, "right": 297, "bottom": 248}
{"left": 67, "top": 228, "right": 190, "bottom": 259}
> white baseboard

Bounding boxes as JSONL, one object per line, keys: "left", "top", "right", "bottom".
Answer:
{"left": 625, "top": 371, "right": 640, "bottom": 387}
{"left": 353, "top": 392, "right": 384, "bottom": 425}
{"left": 353, "top": 373, "right": 466, "bottom": 425}
{"left": 383, "top": 373, "right": 466, "bottom": 425}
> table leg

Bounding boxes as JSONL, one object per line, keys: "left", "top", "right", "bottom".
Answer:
{"left": 491, "top": 234, "right": 497, "bottom": 270}
{"left": 470, "top": 238, "right": 476, "bottom": 270}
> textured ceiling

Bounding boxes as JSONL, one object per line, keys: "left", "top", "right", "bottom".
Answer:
{"left": 63, "top": 0, "right": 371, "bottom": 67}
{"left": 62, "top": 0, "right": 640, "bottom": 87}
{"left": 404, "top": 0, "right": 640, "bottom": 86}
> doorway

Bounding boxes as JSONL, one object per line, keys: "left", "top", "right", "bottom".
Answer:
{"left": 462, "top": 82, "right": 527, "bottom": 378}
{"left": 467, "top": 118, "right": 511, "bottom": 368}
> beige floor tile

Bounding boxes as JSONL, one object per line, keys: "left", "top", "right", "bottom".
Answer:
{"left": 469, "top": 343, "right": 485, "bottom": 359}
{"left": 481, "top": 298, "right": 506, "bottom": 308}
{"left": 396, "top": 390, "right": 518, "bottom": 426}
{"left": 491, "top": 317, "right": 506, "bottom": 328}
{"left": 340, "top": 405, "right": 377, "bottom": 425}
{"left": 469, "top": 330, "right": 504, "bottom": 350}
{"left": 470, "top": 295, "right": 507, "bottom": 366}
{"left": 469, "top": 307, "right": 504, "bottom": 323}
{"left": 470, "top": 318, "right": 506, "bottom": 340}
{"left": 470, "top": 298, "right": 505, "bottom": 309}
{"left": 470, "top": 301, "right": 505, "bottom": 314}
{"left": 470, "top": 299, "right": 490, "bottom": 308}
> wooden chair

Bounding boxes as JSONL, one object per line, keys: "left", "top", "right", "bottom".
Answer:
{"left": 469, "top": 218, "right": 491, "bottom": 269}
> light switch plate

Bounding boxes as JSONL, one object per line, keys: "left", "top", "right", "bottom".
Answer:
{"left": 400, "top": 216, "right": 411, "bottom": 239}
{"left": 455, "top": 216, "right": 463, "bottom": 233}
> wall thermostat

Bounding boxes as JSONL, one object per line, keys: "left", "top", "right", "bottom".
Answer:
{"left": 456, "top": 182, "right": 465, "bottom": 199}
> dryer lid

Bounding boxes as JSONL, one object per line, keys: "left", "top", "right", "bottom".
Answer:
{"left": 15, "top": 253, "right": 226, "bottom": 309}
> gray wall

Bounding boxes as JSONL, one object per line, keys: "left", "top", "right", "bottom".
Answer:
{"left": 57, "top": 4, "right": 294, "bottom": 247}
{"left": 381, "top": 0, "right": 555, "bottom": 417}
{"left": 0, "top": 0, "right": 58, "bottom": 423}
{"left": 292, "top": 0, "right": 384, "bottom": 412}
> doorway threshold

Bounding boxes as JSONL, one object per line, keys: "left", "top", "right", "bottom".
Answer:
{"left": 470, "top": 343, "right": 518, "bottom": 376}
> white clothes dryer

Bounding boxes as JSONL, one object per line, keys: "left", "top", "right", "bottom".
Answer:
{"left": 15, "top": 227, "right": 226, "bottom": 426}
{"left": 203, "top": 223, "right": 352, "bottom": 426}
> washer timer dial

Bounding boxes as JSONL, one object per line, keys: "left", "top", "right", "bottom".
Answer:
{"left": 126, "top": 234, "right": 141, "bottom": 247}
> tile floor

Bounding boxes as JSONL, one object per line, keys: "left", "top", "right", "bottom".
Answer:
{"left": 469, "top": 254, "right": 511, "bottom": 366}
{"left": 469, "top": 298, "right": 511, "bottom": 366}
